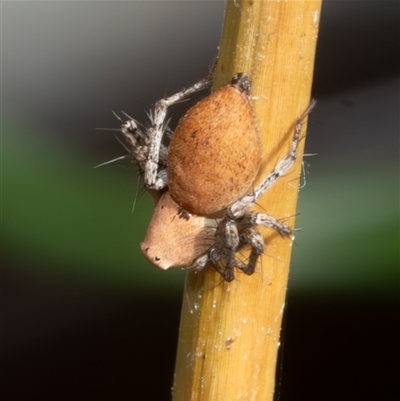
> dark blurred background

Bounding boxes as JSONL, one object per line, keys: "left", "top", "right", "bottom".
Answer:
{"left": 1, "top": 1, "right": 398, "bottom": 400}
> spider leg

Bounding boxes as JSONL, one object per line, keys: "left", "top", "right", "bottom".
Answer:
{"left": 188, "top": 218, "right": 242, "bottom": 282}
{"left": 188, "top": 213, "right": 292, "bottom": 282}
{"left": 243, "top": 212, "right": 292, "bottom": 238}
{"left": 207, "top": 218, "right": 241, "bottom": 282}
{"left": 144, "top": 73, "right": 214, "bottom": 189}
{"left": 238, "top": 227, "right": 265, "bottom": 276}
{"left": 228, "top": 100, "right": 316, "bottom": 219}
{"left": 211, "top": 212, "right": 292, "bottom": 281}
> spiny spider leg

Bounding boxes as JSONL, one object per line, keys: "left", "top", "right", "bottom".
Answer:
{"left": 228, "top": 99, "right": 316, "bottom": 220}
{"left": 144, "top": 73, "right": 214, "bottom": 190}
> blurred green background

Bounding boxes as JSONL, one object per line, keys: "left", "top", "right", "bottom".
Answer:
{"left": 2, "top": 1, "right": 398, "bottom": 400}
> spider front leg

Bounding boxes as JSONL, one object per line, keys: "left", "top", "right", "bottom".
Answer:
{"left": 209, "top": 218, "right": 243, "bottom": 282}
{"left": 189, "top": 217, "right": 240, "bottom": 282}
{"left": 144, "top": 74, "right": 214, "bottom": 190}
{"left": 236, "top": 211, "right": 293, "bottom": 276}
{"left": 208, "top": 212, "right": 292, "bottom": 281}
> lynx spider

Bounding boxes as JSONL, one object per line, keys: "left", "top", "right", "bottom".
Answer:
{"left": 113, "top": 71, "right": 315, "bottom": 282}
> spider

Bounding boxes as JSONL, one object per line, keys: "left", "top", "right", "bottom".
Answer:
{"left": 112, "top": 71, "right": 314, "bottom": 282}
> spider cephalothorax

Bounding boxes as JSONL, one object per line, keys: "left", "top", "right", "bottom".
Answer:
{"left": 112, "top": 71, "right": 314, "bottom": 281}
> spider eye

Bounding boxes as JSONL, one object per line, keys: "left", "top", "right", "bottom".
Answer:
{"left": 155, "top": 256, "right": 161, "bottom": 261}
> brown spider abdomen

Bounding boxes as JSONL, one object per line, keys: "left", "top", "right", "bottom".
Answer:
{"left": 141, "top": 192, "right": 216, "bottom": 270}
{"left": 167, "top": 74, "right": 261, "bottom": 217}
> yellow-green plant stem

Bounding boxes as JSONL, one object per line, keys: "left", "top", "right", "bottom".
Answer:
{"left": 172, "top": 1, "right": 322, "bottom": 400}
